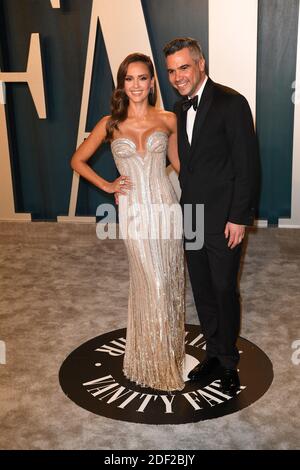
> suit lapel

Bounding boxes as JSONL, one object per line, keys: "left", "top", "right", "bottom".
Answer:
{"left": 190, "top": 78, "right": 214, "bottom": 153}
{"left": 177, "top": 99, "right": 191, "bottom": 165}
{"left": 177, "top": 99, "right": 191, "bottom": 153}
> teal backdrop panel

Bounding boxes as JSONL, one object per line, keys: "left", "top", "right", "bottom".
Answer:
{"left": 76, "top": 21, "right": 116, "bottom": 217}
{"left": 256, "top": 0, "right": 299, "bottom": 224}
{"left": 0, "top": 0, "right": 94, "bottom": 220}
{"left": 141, "top": 0, "right": 208, "bottom": 110}
{"left": 1, "top": 0, "right": 299, "bottom": 222}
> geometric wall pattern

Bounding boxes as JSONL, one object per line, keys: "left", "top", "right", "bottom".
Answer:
{"left": 0, "top": 0, "right": 299, "bottom": 226}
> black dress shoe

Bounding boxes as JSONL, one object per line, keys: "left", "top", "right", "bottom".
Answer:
{"left": 220, "top": 368, "right": 240, "bottom": 395}
{"left": 188, "top": 357, "right": 219, "bottom": 380}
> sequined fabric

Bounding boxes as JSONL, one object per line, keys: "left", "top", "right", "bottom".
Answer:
{"left": 111, "top": 131, "right": 185, "bottom": 391}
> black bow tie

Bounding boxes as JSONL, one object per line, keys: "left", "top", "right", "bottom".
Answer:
{"left": 182, "top": 95, "right": 198, "bottom": 112}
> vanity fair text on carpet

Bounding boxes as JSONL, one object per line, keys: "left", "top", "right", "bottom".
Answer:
{"left": 82, "top": 330, "right": 245, "bottom": 415}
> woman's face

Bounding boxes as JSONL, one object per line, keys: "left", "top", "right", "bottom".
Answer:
{"left": 124, "top": 61, "right": 154, "bottom": 103}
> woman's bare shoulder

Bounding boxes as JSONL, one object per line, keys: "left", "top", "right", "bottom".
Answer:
{"left": 91, "top": 115, "right": 110, "bottom": 133}
{"left": 96, "top": 115, "right": 111, "bottom": 127}
{"left": 155, "top": 108, "right": 175, "bottom": 118}
{"left": 156, "top": 109, "right": 177, "bottom": 131}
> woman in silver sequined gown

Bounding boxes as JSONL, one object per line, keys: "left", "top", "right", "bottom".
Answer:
{"left": 71, "top": 53, "right": 185, "bottom": 391}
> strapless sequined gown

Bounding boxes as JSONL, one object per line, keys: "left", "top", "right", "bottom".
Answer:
{"left": 111, "top": 131, "right": 185, "bottom": 391}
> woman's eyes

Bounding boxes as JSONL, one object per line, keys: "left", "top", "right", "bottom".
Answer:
{"left": 125, "top": 76, "right": 148, "bottom": 81}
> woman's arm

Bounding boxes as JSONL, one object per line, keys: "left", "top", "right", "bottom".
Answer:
{"left": 70, "top": 116, "right": 131, "bottom": 195}
{"left": 163, "top": 112, "right": 180, "bottom": 174}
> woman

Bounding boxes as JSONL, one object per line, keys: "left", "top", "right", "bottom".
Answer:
{"left": 71, "top": 53, "right": 185, "bottom": 391}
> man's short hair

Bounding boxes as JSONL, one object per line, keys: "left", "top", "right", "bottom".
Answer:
{"left": 163, "top": 37, "right": 204, "bottom": 62}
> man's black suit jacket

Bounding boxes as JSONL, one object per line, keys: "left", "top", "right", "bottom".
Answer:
{"left": 174, "top": 77, "right": 259, "bottom": 234}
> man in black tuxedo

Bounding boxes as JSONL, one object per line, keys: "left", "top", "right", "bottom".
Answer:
{"left": 164, "top": 37, "right": 258, "bottom": 394}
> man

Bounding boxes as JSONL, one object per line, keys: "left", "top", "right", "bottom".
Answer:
{"left": 164, "top": 37, "right": 259, "bottom": 394}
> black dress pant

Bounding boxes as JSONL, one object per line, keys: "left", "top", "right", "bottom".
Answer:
{"left": 185, "top": 232, "right": 242, "bottom": 369}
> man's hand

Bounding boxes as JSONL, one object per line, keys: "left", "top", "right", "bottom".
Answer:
{"left": 224, "top": 222, "right": 245, "bottom": 249}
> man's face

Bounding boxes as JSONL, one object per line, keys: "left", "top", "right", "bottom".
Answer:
{"left": 166, "top": 47, "right": 205, "bottom": 97}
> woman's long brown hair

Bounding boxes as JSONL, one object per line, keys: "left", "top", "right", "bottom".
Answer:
{"left": 105, "top": 53, "right": 157, "bottom": 141}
